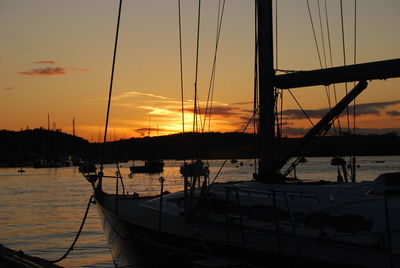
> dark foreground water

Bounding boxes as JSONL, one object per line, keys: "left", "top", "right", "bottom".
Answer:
{"left": 1, "top": 156, "right": 399, "bottom": 267}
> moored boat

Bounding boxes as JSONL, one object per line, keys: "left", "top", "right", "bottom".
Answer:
{"left": 129, "top": 159, "right": 164, "bottom": 174}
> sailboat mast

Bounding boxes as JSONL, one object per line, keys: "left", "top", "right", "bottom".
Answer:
{"left": 257, "top": 0, "right": 276, "bottom": 181}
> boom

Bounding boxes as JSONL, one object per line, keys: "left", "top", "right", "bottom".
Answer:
{"left": 275, "top": 58, "right": 400, "bottom": 89}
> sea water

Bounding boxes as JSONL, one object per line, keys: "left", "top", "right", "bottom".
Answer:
{"left": 1, "top": 156, "right": 399, "bottom": 267}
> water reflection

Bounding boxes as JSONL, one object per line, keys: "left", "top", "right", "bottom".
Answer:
{"left": 0, "top": 156, "right": 399, "bottom": 267}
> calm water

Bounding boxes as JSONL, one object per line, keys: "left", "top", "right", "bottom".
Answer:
{"left": 1, "top": 156, "right": 400, "bottom": 267}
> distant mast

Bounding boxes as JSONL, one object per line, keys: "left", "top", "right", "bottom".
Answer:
{"left": 257, "top": 0, "right": 277, "bottom": 182}
{"left": 47, "top": 113, "right": 50, "bottom": 131}
{"left": 72, "top": 116, "right": 76, "bottom": 136}
{"left": 148, "top": 116, "right": 151, "bottom": 137}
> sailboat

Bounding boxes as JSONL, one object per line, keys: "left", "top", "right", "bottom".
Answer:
{"left": 129, "top": 159, "right": 164, "bottom": 174}
{"left": 86, "top": 1, "right": 400, "bottom": 267}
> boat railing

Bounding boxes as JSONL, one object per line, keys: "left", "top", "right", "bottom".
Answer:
{"left": 227, "top": 187, "right": 321, "bottom": 203}
{"left": 225, "top": 186, "right": 397, "bottom": 267}
{"left": 97, "top": 164, "right": 125, "bottom": 216}
{"left": 225, "top": 186, "right": 312, "bottom": 256}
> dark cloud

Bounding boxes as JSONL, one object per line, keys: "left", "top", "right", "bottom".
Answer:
{"left": 282, "top": 127, "right": 400, "bottom": 136}
{"left": 207, "top": 106, "right": 243, "bottom": 118}
{"left": 179, "top": 105, "right": 248, "bottom": 118}
{"left": 230, "top": 101, "right": 254, "bottom": 106}
{"left": 34, "top": 60, "right": 57, "bottom": 64}
{"left": 352, "top": 100, "right": 400, "bottom": 115}
{"left": 386, "top": 110, "right": 400, "bottom": 117}
{"left": 282, "top": 100, "right": 400, "bottom": 120}
{"left": 19, "top": 67, "right": 66, "bottom": 76}
{"left": 4, "top": 87, "right": 15, "bottom": 90}
{"left": 282, "top": 108, "right": 328, "bottom": 119}
{"left": 134, "top": 127, "right": 164, "bottom": 137}
{"left": 20, "top": 64, "right": 89, "bottom": 76}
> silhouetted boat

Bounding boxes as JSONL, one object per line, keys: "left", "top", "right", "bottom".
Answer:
{"left": 85, "top": 1, "right": 400, "bottom": 267}
{"left": 129, "top": 159, "right": 164, "bottom": 174}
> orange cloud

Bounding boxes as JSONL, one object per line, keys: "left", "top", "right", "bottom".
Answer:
{"left": 19, "top": 67, "right": 66, "bottom": 76}
{"left": 34, "top": 60, "right": 57, "bottom": 64}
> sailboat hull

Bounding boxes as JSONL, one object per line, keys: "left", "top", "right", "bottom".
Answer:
{"left": 95, "top": 189, "right": 398, "bottom": 268}
{"left": 95, "top": 194, "right": 271, "bottom": 267}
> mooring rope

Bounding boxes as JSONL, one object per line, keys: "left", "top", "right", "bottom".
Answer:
{"left": 49, "top": 195, "right": 94, "bottom": 263}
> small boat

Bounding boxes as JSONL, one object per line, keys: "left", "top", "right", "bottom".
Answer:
{"left": 129, "top": 159, "right": 164, "bottom": 174}
{"left": 17, "top": 167, "right": 25, "bottom": 173}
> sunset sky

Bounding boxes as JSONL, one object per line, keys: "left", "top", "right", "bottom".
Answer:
{"left": 1, "top": 0, "right": 399, "bottom": 142}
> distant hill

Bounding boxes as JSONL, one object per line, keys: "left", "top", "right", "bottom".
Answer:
{"left": 87, "top": 131, "right": 400, "bottom": 160}
{"left": 0, "top": 128, "right": 89, "bottom": 166}
{"left": 0, "top": 129, "right": 399, "bottom": 166}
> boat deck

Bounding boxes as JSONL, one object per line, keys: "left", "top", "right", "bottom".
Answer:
{"left": 99, "top": 193, "right": 399, "bottom": 268}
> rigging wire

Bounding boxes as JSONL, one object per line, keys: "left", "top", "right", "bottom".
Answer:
{"left": 274, "top": 1, "right": 283, "bottom": 139}
{"left": 178, "top": 0, "right": 185, "bottom": 133}
{"left": 253, "top": 1, "right": 259, "bottom": 174}
{"left": 193, "top": 0, "right": 202, "bottom": 134}
{"left": 353, "top": 0, "right": 357, "bottom": 135}
{"left": 100, "top": 0, "right": 123, "bottom": 175}
{"left": 306, "top": 0, "right": 323, "bottom": 68}
{"left": 210, "top": 105, "right": 260, "bottom": 185}
{"left": 317, "top": 0, "right": 327, "bottom": 68}
{"left": 352, "top": 0, "right": 358, "bottom": 182}
{"left": 208, "top": 0, "right": 225, "bottom": 132}
{"left": 201, "top": 0, "right": 226, "bottom": 133}
{"left": 317, "top": 0, "right": 333, "bottom": 111}
{"left": 324, "top": 0, "right": 341, "bottom": 134}
{"left": 288, "top": 89, "right": 315, "bottom": 127}
{"left": 340, "top": 0, "right": 351, "bottom": 134}
{"left": 207, "top": 1, "right": 225, "bottom": 132}
{"left": 305, "top": 0, "right": 333, "bottom": 120}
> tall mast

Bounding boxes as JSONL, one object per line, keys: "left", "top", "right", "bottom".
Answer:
{"left": 257, "top": 0, "right": 276, "bottom": 182}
